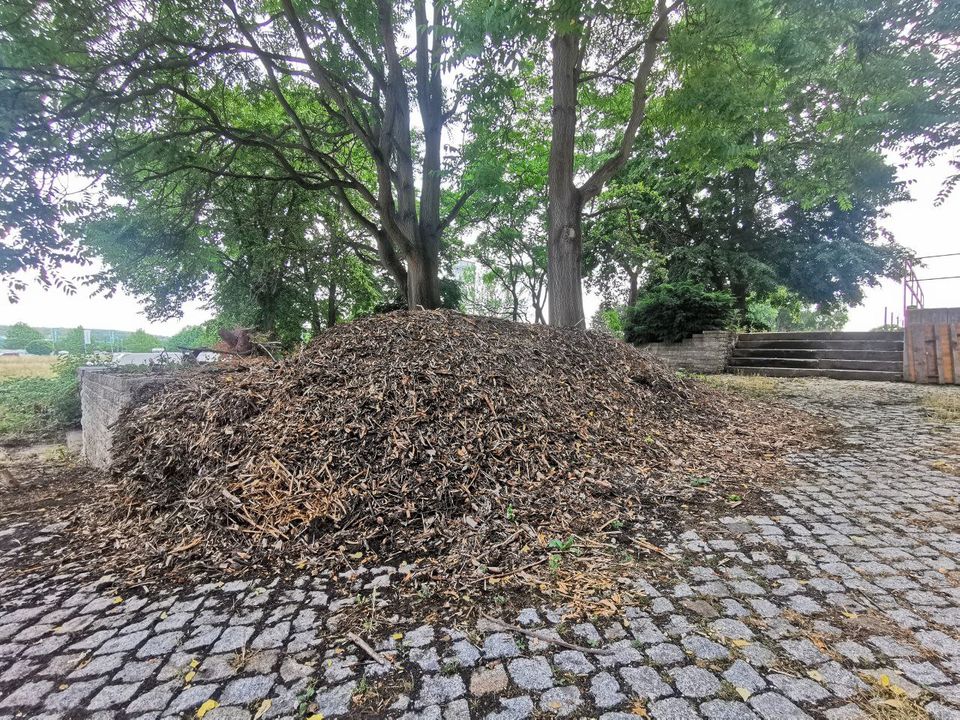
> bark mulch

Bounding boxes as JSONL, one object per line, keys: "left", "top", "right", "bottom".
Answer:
{"left": 62, "top": 311, "right": 819, "bottom": 613}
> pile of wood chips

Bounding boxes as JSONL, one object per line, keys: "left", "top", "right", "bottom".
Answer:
{"left": 71, "top": 311, "right": 816, "bottom": 610}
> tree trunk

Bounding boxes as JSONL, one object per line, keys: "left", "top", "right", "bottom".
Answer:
{"left": 260, "top": 304, "right": 277, "bottom": 334}
{"left": 547, "top": 17, "right": 586, "bottom": 328}
{"left": 310, "top": 308, "right": 323, "bottom": 336}
{"left": 406, "top": 240, "right": 441, "bottom": 309}
{"left": 627, "top": 270, "right": 639, "bottom": 308}
{"left": 412, "top": 0, "right": 444, "bottom": 312}
{"left": 547, "top": 199, "right": 585, "bottom": 327}
{"left": 729, "top": 157, "right": 759, "bottom": 324}
{"left": 545, "top": 0, "right": 668, "bottom": 328}
{"left": 326, "top": 275, "right": 337, "bottom": 328}
{"left": 533, "top": 302, "right": 546, "bottom": 324}
{"left": 730, "top": 277, "right": 750, "bottom": 323}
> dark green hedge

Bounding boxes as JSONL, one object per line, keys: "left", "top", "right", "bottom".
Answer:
{"left": 624, "top": 282, "right": 735, "bottom": 344}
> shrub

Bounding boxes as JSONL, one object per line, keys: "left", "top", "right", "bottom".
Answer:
{"left": 0, "top": 355, "right": 83, "bottom": 440}
{"left": 744, "top": 297, "right": 777, "bottom": 331}
{"left": 25, "top": 339, "right": 54, "bottom": 355}
{"left": 624, "top": 282, "right": 734, "bottom": 344}
{"left": 590, "top": 306, "right": 625, "bottom": 339}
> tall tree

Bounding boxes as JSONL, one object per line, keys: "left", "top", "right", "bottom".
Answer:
{"left": 124, "top": 330, "right": 159, "bottom": 353}
{"left": 580, "top": 0, "right": 949, "bottom": 319}
{"left": 60, "top": 326, "right": 86, "bottom": 355}
{"left": 3, "top": 322, "right": 42, "bottom": 350}
{"left": 1, "top": 0, "right": 478, "bottom": 308}
{"left": 546, "top": 0, "right": 672, "bottom": 327}
{"left": 80, "top": 150, "right": 385, "bottom": 345}
{"left": 468, "top": 0, "right": 957, "bottom": 327}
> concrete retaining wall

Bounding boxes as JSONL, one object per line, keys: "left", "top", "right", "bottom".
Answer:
{"left": 78, "top": 368, "right": 173, "bottom": 468}
{"left": 907, "top": 307, "right": 960, "bottom": 325}
{"left": 640, "top": 330, "right": 738, "bottom": 374}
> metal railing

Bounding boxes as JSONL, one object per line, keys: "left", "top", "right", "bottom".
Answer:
{"left": 903, "top": 252, "right": 960, "bottom": 326}
{"left": 902, "top": 258, "right": 925, "bottom": 324}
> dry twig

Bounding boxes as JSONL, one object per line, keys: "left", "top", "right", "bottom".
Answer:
{"left": 480, "top": 613, "right": 614, "bottom": 655}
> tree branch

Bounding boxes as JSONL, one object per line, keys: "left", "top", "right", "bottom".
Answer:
{"left": 577, "top": 0, "right": 676, "bottom": 204}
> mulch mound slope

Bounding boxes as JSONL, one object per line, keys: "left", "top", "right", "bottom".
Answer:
{"left": 73, "top": 311, "right": 815, "bottom": 608}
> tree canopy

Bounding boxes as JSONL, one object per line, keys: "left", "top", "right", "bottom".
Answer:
{"left": 124, "top": 330, "right": 159, "bottom": 353}
{"left": 1, "top": 0, "right": 957, "bottom": 331}
{"left": 3, "top": 322, "right": 42, "bottom": 350}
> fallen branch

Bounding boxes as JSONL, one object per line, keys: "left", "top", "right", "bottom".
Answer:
{"left": 346, "top": 631, "right": 391, "bottom": 665}
{"left": 464, "top": 557, "right": 547, "bottom": 586}
{"left": 634, "top": 537, "right": 673, "bottom": 558}
{"left": 479, "top": 613, "right": 614, "bottom": 656}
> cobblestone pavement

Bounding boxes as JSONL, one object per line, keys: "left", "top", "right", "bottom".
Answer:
{"left": 1, "top": 379, "right": 959, "bottom": 720}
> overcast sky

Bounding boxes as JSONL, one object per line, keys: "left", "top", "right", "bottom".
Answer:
{"left": 844, "top": 158, "right": 959, "bottom": 330}
{"left": 1, "top": 159, "right": 957, "bottom": 336}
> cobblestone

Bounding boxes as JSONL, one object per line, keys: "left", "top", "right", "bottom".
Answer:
{"left": 590, "top": 671, "right": 626, "bottom": 708}
{"left": 538, "top": 685, "right": 581, "bottom": 716}
{"left": 470, "top": 663, "right": 509, "bottom": 696}
{"left": 670, "top": 666, "right": 720, "bottom": 699}
{"left": 507, "top": 656, "right": 553, "bottom": 690}
{"left": 621, "top": 665, "right": 673, "bottom": 699}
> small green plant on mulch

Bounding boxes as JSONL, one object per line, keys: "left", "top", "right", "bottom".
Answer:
{"left": 0, "top": 355, "right": 83, "bottom": 441}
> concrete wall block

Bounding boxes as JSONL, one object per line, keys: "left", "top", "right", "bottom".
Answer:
{"left": 640, "top": 330, "right": 737, "bottom": 374}
{"left": 79, "top": 369, "right": 175, "bottom": 469}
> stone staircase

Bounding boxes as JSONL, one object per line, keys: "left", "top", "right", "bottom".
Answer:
{"left": 727, "top": 331, "right": 904, "bottom": 381}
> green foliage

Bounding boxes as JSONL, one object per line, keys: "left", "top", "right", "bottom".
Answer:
{"left": 547, "top": 536, "right": 576, "bottom": 552}
{"left": 575, "top": 0, "right": 947, "bottom": 320}
{"left": 1, "top": 0, "right": 957, "bottom": 321}
{"left": 124, "top": 329, "right": 158, "bottom": 353}
{"left": 80, "top": 147, "right": 390, "bottom": 345}
{"left": 455, "top": 60, "right": 550, "bottom": 323}
{"left": 165, "top": 322, "right": 222, "bottom": 351}
{"left": 624, "top": 282, "right": 734, "bottom": 344}
{"left": 745, "top": 288, "right": 849, "bottom": 332}
{"left": 744, "top": 298, "right": 778, "bottom": 332}
{"left": 0, "top": 355, "right": 82, "bottom": 439}
{"left": 25, "top": 339, "right": 53, "bottom": 355}
{"left": 584, "top": 124, "right": 908, "bottom": 323}
{"left": 590, "top": 306, "right": 625, "bottom": 339}
{"left": 1, "top": 0, "right": 484, "bottom": 309}
{"left": 60, "top": 326, "right": 85, "bottom": 355}
{"left": 3, "top": 322, "right": 41, "bottom": 349}
{"left": 439, "top": 278, "right": 465, "bottom": 312}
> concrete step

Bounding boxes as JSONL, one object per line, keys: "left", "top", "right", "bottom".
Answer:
{"left": 735, "top": 339, "right": 904, "bottom": 352}
{"left": 729, "top": 357, "right": 818, "bottom": 369}
{"left": 728, "top": 357, "right": 903, "bottom": 372}
{"left": 729, "top": 366, "right": 903, "bottom": 382}
{"left": 738, "top": 331, "right": 903, "bottom": 341}
{"left": 731, "top": 348, "right": 903, "bottom": 362}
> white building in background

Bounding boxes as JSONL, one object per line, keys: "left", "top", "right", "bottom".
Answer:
{"left": 111, "top": 351, "right": 219, "bottom": 366}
